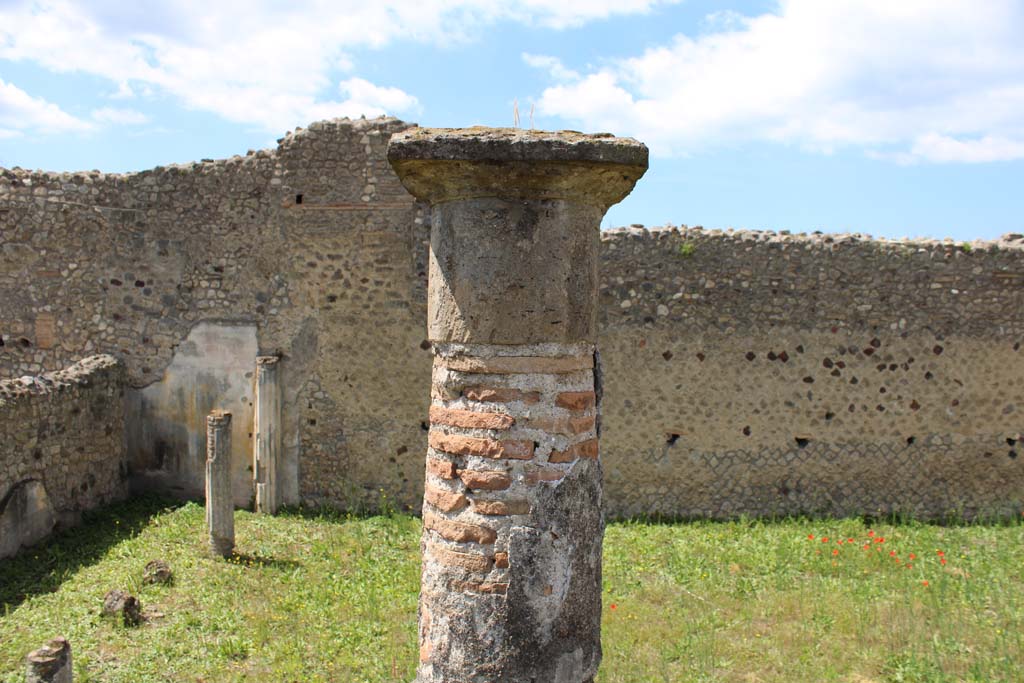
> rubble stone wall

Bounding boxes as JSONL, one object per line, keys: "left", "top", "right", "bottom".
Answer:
{"left": 599, "top": 226, "right": 1024, "bottom": 519}
{"left": 0, "top": 355, "right": 127, "bottom": 558}
{"left": 2, "top": 117, "right": 1022, "bottom": 519}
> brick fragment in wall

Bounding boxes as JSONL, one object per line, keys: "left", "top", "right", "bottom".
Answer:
{"left": 462, "top": 386, "right": 542, "bottom": 404}
{"left": 494, "top": 551, "right": 510, "bottom": 568}
{"left": 425, "top": 543, "right": 493, "bottom": 572}
{"left": 524, "top": 465, "right": 566, "bottom": 485}
{"left": 437, "top": 355, "right": 593, "bottom": 375}
{"left": 423, "top": 511, "right": 497, "bottom": 544}
{"left": 522, "top": 415, "right": 595, "bottom": 435}
{"left": 428, "top": 405, "right": 514, "bottom": 430}
{"left": 450, "top": 580, "right": 509, "bottom": 595}
{"left": 424, "top": 484, "right": 468, "bottom": 512}
{"left": 471, "top": 498, "right": 531, "bottom": 515}
{"left": 549, "top": 438, "right": 599, "bottom": 464}
{"left": 425, "top": 457, "right": 458, "bottom": 480}
{"left": 556, "top": 391, "right": 597, "bottom": 411}
{"left": 459, "top": 469, "right": 512, "bottom": 491}
{"left": 428, "top": 432, "right": 533, "bottom": 459}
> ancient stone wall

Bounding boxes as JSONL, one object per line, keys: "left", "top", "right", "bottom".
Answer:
{"left": 599, "top": 226, "right": 1024, "bottom": 519}
{"left": 0, "top": 355, "right": 127, "bottom": 558}
{"left": 2, "top": 117, "right": 1022, "bottom": 520}
{"left": 1, "top": 117, "right": 431, "bottom": 512}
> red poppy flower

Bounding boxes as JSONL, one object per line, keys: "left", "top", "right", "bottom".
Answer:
{"left": 922, "top": 580, "right": 929, "bottom": 587}
{"left": 832, "top": 549, "right": 839, "bottom": 556}
{"left": 610, "top": 603, "right": 617, "bottom": 610}
{"left": 909, "top": 554, "right": 916, "bottom": 560}
{"left": 808, "top": 534, "right": 815, "bottom": 540}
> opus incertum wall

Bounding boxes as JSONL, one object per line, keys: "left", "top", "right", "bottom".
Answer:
{"left": 0, "top": 355, "right": 127, "bottom": 559}
{"left": 2, "top": 116, "right": 1023, "bottom": 522}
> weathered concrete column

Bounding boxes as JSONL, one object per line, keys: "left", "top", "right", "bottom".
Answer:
{"left": 205, "top": 410, "right": 234, "bottom": 558}
{"left": 25, "top": 637, "right": 72, "bottom": 683}
{"left": 253, "top": 356, "right": 282, "bottom": 514}
{"left": 388, "top": 128, "right": 647, "bottom": 683}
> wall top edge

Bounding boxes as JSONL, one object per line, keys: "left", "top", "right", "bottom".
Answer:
{"left": 602, "top": 224, "right": 1024, "bottom": 252}
{"left": 0, "top": 116, "right": 416, "bottom": 183}
{"left": 0, "top": 354, "right": 122, "bottom": 406}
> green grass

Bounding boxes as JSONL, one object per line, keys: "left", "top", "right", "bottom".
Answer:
{"left": 1, "top": 499, "right": 1022, "bottom": 682}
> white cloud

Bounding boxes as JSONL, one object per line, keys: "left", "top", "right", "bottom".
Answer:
{"left": 0, "top": 78, "right": 92, "bottom": 135}
{"left": 337, "top": 78, "right": 421, "bottom": 116}
{"left": 522, "top": 53, "right": 580, "bottom": 83}
{"left": 109, "top": 81, "right": 135, "bottom": 100}
{"left": 906, "top": 134, "right": 1024, "bottom": 164}
{"left": 0, "top": 0, "right": 678, "bottom": 133}
{"left": 92, "top": 107, "right": 149, "bottom": 125}
{"left": 533, "top": 0, "right": 1024, "bottom": 163}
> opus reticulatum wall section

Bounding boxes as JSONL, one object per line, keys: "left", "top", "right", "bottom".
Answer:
{"left": 2, "top": 117, "right": 1023, "bottom": 520}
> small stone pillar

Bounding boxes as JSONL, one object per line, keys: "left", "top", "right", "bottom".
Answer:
{"left": 25, "top": 637, "right": 72, "bottom": 683}
{"left": 253, "top": 356, "right": 282, "bottom": 514}
{"left": 388, "top": 128, "right": 647, "bottom": 683}
{"left": 205, "top": 410, "right": 234, "bottom": 558}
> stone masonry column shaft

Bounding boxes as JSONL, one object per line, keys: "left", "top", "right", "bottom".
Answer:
{"left": 206, "top": 410, "right": 234, "bottom": 558}
{"left": 388, "top": 128, "right": 647, "bottom": 683}
{"left": 25, "top": 637, "right": 72, "bottom": 683}
{"left": 254, "top": 356, "right": 282, "bottom": 514}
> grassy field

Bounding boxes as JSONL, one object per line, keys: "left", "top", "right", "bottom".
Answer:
{"left": 1, "top": 498, "right": 1021, "bottom": 683}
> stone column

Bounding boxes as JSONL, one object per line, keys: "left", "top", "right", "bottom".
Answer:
{"left": 388, "top": 128, "right": 647, "bottom": 683}
{"left": 206, "top": 410, "right": 234, "bottom": 558}
{"left": 253, "top": 356, "right": 281, "bottom": 514}
{"left": 25, "top": 637, "right": 72, "bottom": 683}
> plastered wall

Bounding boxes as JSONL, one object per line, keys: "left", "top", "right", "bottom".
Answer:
{"left": 2, "top": 117, "right": 1022, "bottom": 519}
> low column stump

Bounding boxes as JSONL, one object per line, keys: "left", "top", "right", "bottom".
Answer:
{"left": 25, "top": 637, "right": 72, "bottom": 683}
{"left": 388, "top": 127, "right": 648, "bottom": 682}
{"left": 205, "top": 410, "right": 234, "bottom": 558}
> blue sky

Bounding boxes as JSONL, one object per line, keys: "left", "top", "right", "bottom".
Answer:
{"left": 1, "top": 0, "right": 1023, "bottom": 240}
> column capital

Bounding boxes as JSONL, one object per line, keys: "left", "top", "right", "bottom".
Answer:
{"left": 387, "top": 127, "right": 648, "bottom": 208}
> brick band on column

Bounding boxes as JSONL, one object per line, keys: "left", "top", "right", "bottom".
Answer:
{"left": 389, "top": 127, "right": 647, "bottom": 683}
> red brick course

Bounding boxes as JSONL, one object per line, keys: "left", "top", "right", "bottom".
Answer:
{"left": 548, "top": 438, "right": 599, "bottom": 463}
{"left": 522, "top": 415, "right": 595, "bottom": 436}
{"left": 459, "top": 469, "right": 513, "bottom": 491}
{"left": 425, "top": 456, "right": 458, "bottom": 480}
{"left": 438, "top": 355, "right": 593, "bottom": 375}
{"left": 429, "top": 432, "right": 534, "bottom": 459}
{"left": 525, "top": 466, "right": 565, "bottom": 485}
{"left": 555, "top": 391, "right": 596, "bottom": 411}
{"left": 452, "top": 580, "right": 509, "bottom": 595}
{"left": 471, "top": 498, "right": 531, "bottom": 515}
{"left": 429, "top": 405, "right": 514, "bottom": 430}
{"left": 463, "top": 386, "right": 541, "bottom": 404}
{"left": 425, "top": 543, "right": 493, "bottom": 572}
{"left": 424, "top": 484, "right": 469, "bottom": 512}
{"left": 423, "top": 511, "right": 497, "bottom": 544}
